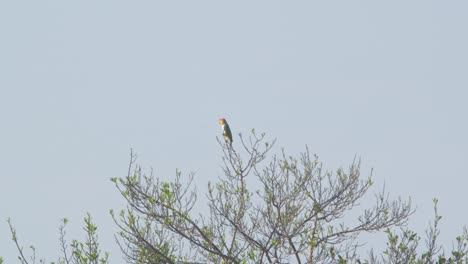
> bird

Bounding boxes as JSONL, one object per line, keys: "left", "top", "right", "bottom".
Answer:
{"left": 218, "top": 118, "right": 233, "bottom": 147}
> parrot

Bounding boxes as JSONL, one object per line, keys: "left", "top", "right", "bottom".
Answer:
{"left": 218, "top": 118, "right": 233, "bottom": 147}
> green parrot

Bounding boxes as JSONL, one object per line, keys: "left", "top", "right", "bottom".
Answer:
{"left": 218, "top": 118, "right": 233, "bottom": 147}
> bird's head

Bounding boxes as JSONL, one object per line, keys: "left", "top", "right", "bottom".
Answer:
{"left": 218, "top": 118, "right": 226, "bottom": 125}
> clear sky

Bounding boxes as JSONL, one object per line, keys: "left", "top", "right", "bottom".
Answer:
{"left": 1, "top": 0, "right": 467, "bottom": 262}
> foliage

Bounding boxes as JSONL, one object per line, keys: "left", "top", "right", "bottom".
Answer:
{"left": 7, "top": 214, "right": 109, "bottom": 264}
{"left": 111, "top": 132, "right": 413, "bottom": 263}
{"left": 7, "top": 131, "right": 468, "bottom": 263}
{"left": 367, "top": 199, "right": 468, "bottom": 264}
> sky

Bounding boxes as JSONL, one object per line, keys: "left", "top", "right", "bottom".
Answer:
{"left": 0, "top": 0, "right": 467, "bottom": 262}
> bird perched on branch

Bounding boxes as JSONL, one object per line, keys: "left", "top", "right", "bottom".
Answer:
{"left": 218, "top": 118, "right": 233, "bottom": 147}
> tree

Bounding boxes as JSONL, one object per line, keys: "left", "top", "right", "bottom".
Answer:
{"left": 7, "top": 131, "right": 468, "bottom": 263}
{"left": 369, "top": 199, "right": 468, "bottom": 264}
{"left": 7, "top": 214, "right": 109, "bottom": 264}
{"left": 111, "top": 131, "right": 413, "bottom": 263}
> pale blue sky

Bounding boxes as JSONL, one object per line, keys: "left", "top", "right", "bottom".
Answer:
{"left": 1, "top": 1, "right": 467, "bottom": 262}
